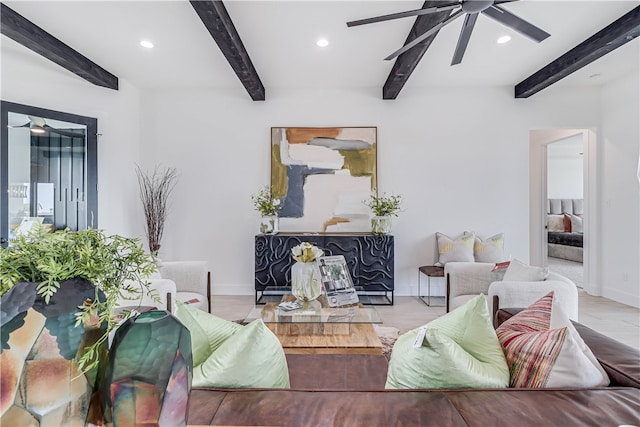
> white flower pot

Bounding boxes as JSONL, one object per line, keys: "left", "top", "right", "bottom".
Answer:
{"left": 260, "top": 215, "right": 279, "bottom": 234}
{"left": 371, "top": 216, "right": 392, "bottom": 235}
{"left": 291, "top": 261, "right": 322, "bottom": 302}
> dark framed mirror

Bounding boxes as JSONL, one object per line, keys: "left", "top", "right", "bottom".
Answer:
{"left": 1, "top": 101, "right": 98, "bottom": 246}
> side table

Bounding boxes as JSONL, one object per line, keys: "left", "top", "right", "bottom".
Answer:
{"left": 417, "top": 265, "right": 445, "bottom": 306}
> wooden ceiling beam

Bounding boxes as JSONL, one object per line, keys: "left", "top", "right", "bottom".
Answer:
{"left": 515, "top": 6, "right": 640, "bottom": 98}
{"left": 382, "top": 1, "right": 453, "bottom": 100}
{"left": 0, "top": 3, "right": 118, "bottom": 90}
{"left": 190, "top": 0, "right": 265, "bottom": 101}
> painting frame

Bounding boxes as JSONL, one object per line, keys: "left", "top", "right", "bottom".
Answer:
{"left": 271, "top": 127, "right": 377, "bottom": 233}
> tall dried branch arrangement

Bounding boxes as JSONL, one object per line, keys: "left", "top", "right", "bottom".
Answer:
{"left": 135, "top": 165, "right": 177, "bottom": 254}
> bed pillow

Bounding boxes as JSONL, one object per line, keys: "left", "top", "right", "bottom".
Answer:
{"left": 496, "top": 292, "right": 609, "bottom": 388}
{"left": 571, "top": 214, "right": 583, "bottom": 233}
{"left": 474, "top": 233, "right": 505, "bottom": 263}
{"left": 563, "top": 214, "right": 572, "bottom": 232}
{"left": 547, "top": 214, "right": 565, "bottom": 232}
{"left": 502, "top": 258, "right": 548, "bottom": 281}
{"left": 435, "top": 232, "right": 475, "bottom": 266}
{"left": 175, "top": 301, "right": 290, "bottom": 388}
{"left": 385, "top": 294, "right": 509, "bottom": 389}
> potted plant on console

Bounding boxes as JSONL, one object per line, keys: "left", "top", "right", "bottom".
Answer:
{"left": 0, "top": 226, "right": 157, "bottom": 426}
{"left": 364, "top": 192, "right": 402, "bottom": 235}
{"left": 252, "top": 185, "right": 282, "bottom": 234}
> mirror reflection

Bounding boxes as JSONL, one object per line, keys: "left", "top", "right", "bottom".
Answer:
{"left": 7, "top": 112, "right": 88, "bottom": 239}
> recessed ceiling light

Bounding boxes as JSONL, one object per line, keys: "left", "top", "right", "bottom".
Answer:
{"left": 316, "top": 38, "right": 329, "bottom": 48}
{"left": 497, "top": 35, "right": 511, "bottom": 44}
{"left": 140, "top": 40, "right": 154, "bottom": 49}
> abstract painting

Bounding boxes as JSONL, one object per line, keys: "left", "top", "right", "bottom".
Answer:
{"left": 271, "top": 127, "right": 377, "bottom": 232}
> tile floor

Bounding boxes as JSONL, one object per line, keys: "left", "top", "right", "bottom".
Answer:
{"left": 211, "top": 290, "right": 639, "bottom": 350}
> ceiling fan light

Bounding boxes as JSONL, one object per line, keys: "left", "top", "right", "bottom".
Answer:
{"left": 30, "top": 124, "right": 45, "bottom": 134}
{"left": 497, "top": 35, "right": 511, "bottom": 44}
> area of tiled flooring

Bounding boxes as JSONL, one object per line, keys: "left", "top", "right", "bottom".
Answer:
{"left": 211, "top": 290, "right": 639, "bottom": 349}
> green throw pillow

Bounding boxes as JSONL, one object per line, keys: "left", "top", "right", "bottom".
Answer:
{"left": 175, "top": 301, "right": 290, "bottom": 389}
{"left": 193, "top": 319, "right": 290, "bottom": 389}
{"left": 174, "top": 301, "right": 242, "bottom": 367}
{"left": 385, "top": 294, "right": 509, "bottom": 389}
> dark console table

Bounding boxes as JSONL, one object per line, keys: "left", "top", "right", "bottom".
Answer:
{"left": 255, "top": 233, "right": 394, "bottom": 305}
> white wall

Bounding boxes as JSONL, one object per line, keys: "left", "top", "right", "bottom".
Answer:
{"left": 547, "top": 135, "right": 584, "bottom": 199}
{"left": 139, "top": 84, "right": 601, "bottom": 296}
{"left": 1, "top": 49, "right": 143, "bottom": 238}
{"left": 4, "top": 45, "right": 637, "bottom": 307}
{"left": 600, "top": 72, "right": 640, "bottom": 307}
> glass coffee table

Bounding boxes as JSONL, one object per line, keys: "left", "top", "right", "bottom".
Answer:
{"left": 244, "top": 296, "right": 383, "bottom": 355}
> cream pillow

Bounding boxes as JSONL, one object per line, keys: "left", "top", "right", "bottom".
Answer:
{"left": 547, "top": 214, "right": 565, "bottom": 232}
{"left": 496, "top": 292, "right": 609, "bottom": 388}
{"left": 474, "top": 233, "right": 505, "bottom": 263}
{"left": 435, "top": 232, "right": 475, "bottom": 266}
{"left": 502, "top": 258, "right": 548, "bottom": 281}
{"left": 385, "top": 294, "right": 509, "bottom": 389}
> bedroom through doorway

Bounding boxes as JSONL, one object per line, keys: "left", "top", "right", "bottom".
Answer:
{"left": 529, "top": 128, "right": 598, "bottom": 296}
{"left": 546, "top": 136, "right": 584, "bottom": 288}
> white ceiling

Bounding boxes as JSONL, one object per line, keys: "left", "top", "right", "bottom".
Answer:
{"left": 2, "top": 1, "right": 638, "bottom": 96}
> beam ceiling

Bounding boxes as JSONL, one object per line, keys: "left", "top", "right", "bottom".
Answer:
{"left": 515, "top": 6, "right": 640, "bottom": 98}
{"left": 190, "top": 0, "right": 265, "bottom": 101}
{"left": 0, "top": 3, "right": 118, "bottom": 90}
{"left": 383, "top": 1, "right": 453, "bottom": 100}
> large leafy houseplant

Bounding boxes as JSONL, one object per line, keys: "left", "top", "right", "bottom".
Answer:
{"left": 0, "top": 226, "right": 157, "bottom": 372}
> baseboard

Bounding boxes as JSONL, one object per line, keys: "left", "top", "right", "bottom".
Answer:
{"left": 212, "top": 283, "right": 254, "bottom": 296}
{"left": 602, "top": 287, "right": 640, "bottom": 309}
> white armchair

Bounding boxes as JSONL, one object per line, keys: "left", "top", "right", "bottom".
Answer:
{"left": 116, "top": 278, "right": 176, "bottom": 312}
{"left": 157, "top": 261, "right": 211, "bottom": 313}
{"left": 445, "top": 262, "right": 579, "bottom": 325}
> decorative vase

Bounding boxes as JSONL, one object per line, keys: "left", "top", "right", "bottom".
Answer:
{"left": 103, "top": 310, "right": 193, "bottom": 426}
{"left": 0, "top": 279, "right": 106, "bottom": 426}
{"left": 260, "top": 215, "right": 279, "bottom": 234}
{"left": 371, "top": 216, "right": 393, "bottom": 235}
{"left": 291, "top": 261, "right": 322, "bottom": 302}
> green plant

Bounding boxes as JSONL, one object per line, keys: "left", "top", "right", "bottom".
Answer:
{"left": 252, "top": 185, "right": 282, "bottom": 216}
{"left": 364, "top": 192, "right": 403, "bottom": 217}
{"left": 0, "top": 226, "right": 158, "bottom": 372}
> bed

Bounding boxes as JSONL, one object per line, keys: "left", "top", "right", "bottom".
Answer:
{"left": 547, "top": 198, "right": 583, "bottom": 263}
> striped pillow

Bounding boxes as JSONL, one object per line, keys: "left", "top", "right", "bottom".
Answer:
{"left": 496, "top": 292, "right": 609, "bottom": 388}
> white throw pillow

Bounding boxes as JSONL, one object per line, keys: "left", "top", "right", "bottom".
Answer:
{"left": 570, "top": 215, "right": 583, "bottom": 233}
{"left": 474, "top": 233, "right": 505, "bottom": 263}
{"left": 435, "top": 232, "right": 475, "bottom": 266}
{"left": 502, "top": 258, "right": 548, "bottom": 281}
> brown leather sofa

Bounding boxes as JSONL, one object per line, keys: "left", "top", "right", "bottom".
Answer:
{"left": 187, "top": 309, "right": 640, "bottom": 426}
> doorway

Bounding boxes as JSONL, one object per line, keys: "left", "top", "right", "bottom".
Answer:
{"left": 529, "top": 128, "right": 600, "bottom": 296}
{"left": 546, "top": 135, "right": 584, "bottom": 287}
{"left": 0, "top": 101, "right": 98, "bottom": 247}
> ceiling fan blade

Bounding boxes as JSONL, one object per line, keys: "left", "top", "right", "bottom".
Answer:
{"left": 493, "top": 0, "right": 520, "bottom": 4}
{"left": 451, "top": 12, "right": 478, "bottom": 65}
{"left": 347, "top": 3, "right": 460, "bottom": 27}
{"left": 385, "top": 9, "right": 465, "bottom": 61}
{"left": 483, "top": 4, "right": 550, "bottom": 42}
{"left": 44, "top": 125, "right": 86, "bottom": 138}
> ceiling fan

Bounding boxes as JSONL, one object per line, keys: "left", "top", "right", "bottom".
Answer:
{"left": 347, "top": 0, "right": 550, "bottom": 65}
{"left": 9, "top": 116, "right": 86, "bottom": 138}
